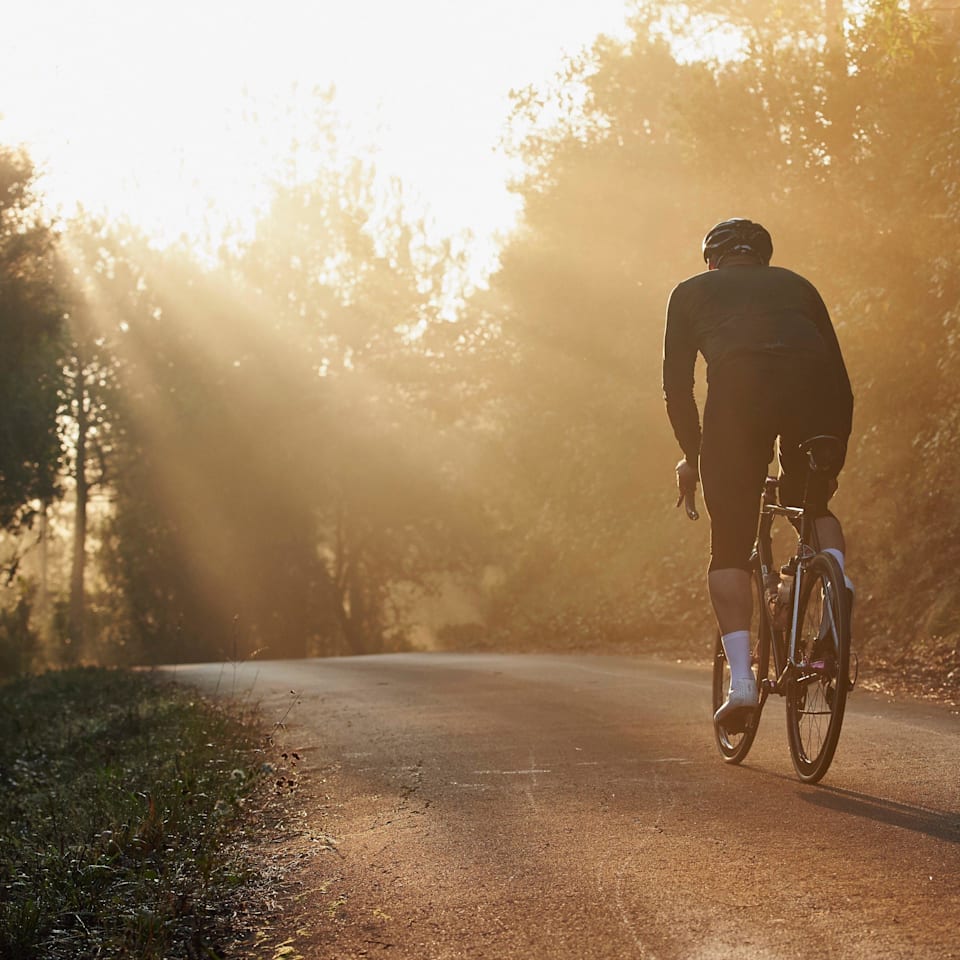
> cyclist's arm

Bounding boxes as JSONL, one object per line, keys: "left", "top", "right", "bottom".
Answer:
{"left": 662, "top": 286, "right": 702, "bottom": 469}
{"left": 807, "top": 285, "right": 854, "bottom": 442}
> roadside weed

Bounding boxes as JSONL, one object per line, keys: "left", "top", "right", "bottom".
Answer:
{"left": 0, "top": 667, "right": 266, "bottom": 959}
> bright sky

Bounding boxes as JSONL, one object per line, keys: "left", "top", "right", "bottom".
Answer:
{"left": 0, "top": 0, "right": 633, "bottom": 273}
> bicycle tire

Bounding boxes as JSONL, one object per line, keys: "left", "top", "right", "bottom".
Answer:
{"left": 785, "top": 552, "right": 850, "bottom": 783}
{"left": 711, "top": 567, "right": 771, "bottom": 763}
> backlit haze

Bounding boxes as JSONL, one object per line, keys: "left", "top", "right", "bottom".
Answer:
{"left": 1, "top": 0, "right": 632, "bottom": 277}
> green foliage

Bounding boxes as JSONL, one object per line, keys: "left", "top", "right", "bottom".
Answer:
{"left": 93, "top": 237, "right": 337, "bottom": 662}
{"left": 59, "top": 141, "right": 489, "bottom": 662}
{"left": 0, "top": 582, "right": 39, "bottom": 679}
{"left": 0, "top": 148, "right": 67, "bottom": 534}
{"left": 0, "top": 668, "right": 264, "bottom": 959}
{"left": 238, "top": 161, "right": 486, "bottom": 654}
{"left": 467, "top": 0, "right": 960, "bottom": 672}
{"left": 20, "top": 3, "right": 960, "bottom": 676}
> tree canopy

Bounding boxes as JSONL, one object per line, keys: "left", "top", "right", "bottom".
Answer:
{"left": 0, "top": 149, "right": 65, "bottom": 535}
{"left": 4, "top": 0, "right": 960, "bottom": 684}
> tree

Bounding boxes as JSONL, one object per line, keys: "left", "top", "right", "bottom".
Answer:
{"left": 63, "top": 152, "right": 479, "bottom": 664}
{"left": 0, "top": 148, "right": 66, "bottom": 539}
{"left": 53, "top": 219, "right": 124, "bottom": 655}
{"left": 239, "top": 156, "right": 483, "bottom": 653}
{"left": 466, "top": 0, "right": 960, "bottom": 663}
{"left": 471, "top": 25, "right": 716, "bottom": 643}
{"left": 93, "top": 235, "right": 337, "bottom": 662}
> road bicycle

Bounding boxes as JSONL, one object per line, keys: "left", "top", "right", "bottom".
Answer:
{"left": 683, "top": 435, "right": 854, "bottom": 783}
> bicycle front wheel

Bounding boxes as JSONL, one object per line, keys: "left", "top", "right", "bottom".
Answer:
{"left": 712, "top": 567, "right": 770, "bottom": 764}
{"left": 785, "top": 552, "right": 850, "bottom": 783}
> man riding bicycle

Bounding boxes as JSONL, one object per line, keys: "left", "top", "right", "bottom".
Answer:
{"left": 662, "top": 219, "right": 854, "bottom": 730}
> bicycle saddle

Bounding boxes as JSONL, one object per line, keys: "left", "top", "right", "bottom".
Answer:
{"left": 799, "top": 435, "right": 843, "bottom": 474}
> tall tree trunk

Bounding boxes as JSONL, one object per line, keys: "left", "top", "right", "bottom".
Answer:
{"left": 38, "top": 501, "right": 49, "bottom": 620}
{"left": 68, "top": 387, "right": 88, "bottom": 655}
{"left": 333, "top": 558, "right": 370, "bottom": 655}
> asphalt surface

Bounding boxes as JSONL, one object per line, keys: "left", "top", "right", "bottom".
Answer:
{"left": 165, "top": 653, "right": 960, "bottom": 959}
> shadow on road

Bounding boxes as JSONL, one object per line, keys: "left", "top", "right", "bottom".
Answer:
{"left": 798, "top": 786, "right": 960, "bottom": 844}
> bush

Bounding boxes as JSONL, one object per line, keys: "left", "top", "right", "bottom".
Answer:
{"left": 0, "top": 583, "right": 39, "bottom": 679}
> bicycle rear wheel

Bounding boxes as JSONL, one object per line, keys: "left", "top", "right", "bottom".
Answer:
{"left": 785, "top": 552, "right": 850, "bottom": 783}
{"left": 711, "top": 567, "right": 771, "bottom": 763}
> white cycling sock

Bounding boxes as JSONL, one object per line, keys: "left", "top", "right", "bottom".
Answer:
{"left": 721, "top": 630, "right": 753, "bottom": 684}
{"left": 824, "top": 548, "right": 855, "bottom": 594}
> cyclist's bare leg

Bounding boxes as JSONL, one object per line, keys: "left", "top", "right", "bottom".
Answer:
{"left": 709, "top": 519, "right": 846, "bottom": 633}
{"left": 815, "top": 514, "right": 854, "bottom": 638}
{"left": 708, "top": 568, "right": 752, "bottom": 635}
{"left": 815, "top": 514, "right": 845, "bottom": 554}
{"left": 710, "top": 568, "right": 757, "bottom": 714}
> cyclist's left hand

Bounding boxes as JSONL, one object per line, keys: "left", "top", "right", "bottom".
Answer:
{"left": 675, "top": 458, "right": 699, "bottom": 507}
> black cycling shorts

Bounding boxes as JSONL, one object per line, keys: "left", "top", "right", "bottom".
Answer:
{"left": 699, "top": 355, "right": 846, "bottom": 573}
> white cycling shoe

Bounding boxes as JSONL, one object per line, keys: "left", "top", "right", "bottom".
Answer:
{"left": 714, "top": 677, "right": 758, "bottom": 734}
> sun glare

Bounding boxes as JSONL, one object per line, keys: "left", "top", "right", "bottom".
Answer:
{"left": 0, "top": 0, "right": 632, "bottom": 279}
{"left": 653, "top": 7, "right": 749, "bottom": 64}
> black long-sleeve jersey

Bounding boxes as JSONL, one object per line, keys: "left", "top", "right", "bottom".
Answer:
{"left": 662, "top": 264, "right": 854, "bottom": 464}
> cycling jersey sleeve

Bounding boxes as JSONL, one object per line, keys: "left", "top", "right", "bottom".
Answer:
{"left": 805, "top": 282, "right": 854, "bottom": 441}
{"left": 662, "top": 283, "right": 702, "bottom": 465}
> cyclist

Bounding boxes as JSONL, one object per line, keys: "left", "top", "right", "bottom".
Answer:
{"left": 662, "top": 218, "right": 854, "bottom": 730}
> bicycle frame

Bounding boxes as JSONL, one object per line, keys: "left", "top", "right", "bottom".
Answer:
{"left": 753, "top": 477, "right": 821, "bottom": 697}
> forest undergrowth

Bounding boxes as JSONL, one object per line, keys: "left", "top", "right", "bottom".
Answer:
{"left": 0, "top": 668, "right": 302, "bottom": 960}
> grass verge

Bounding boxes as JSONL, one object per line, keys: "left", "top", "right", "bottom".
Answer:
{"left": 0, "top": 667, "right": 270, "bottom": 959}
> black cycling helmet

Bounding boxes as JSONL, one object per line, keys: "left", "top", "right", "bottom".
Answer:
{"left": 702, "top": 218, "right": 773, "bottom": 266}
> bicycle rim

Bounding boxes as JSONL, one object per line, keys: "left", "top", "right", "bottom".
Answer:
{"left": 785, "top": 553, "right": 850, "bottom": 783}
{"left": 711, "top": 569, "right": 770, "bottom": 763}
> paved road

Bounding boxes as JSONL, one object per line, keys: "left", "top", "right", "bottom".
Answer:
{"left": 166, "top": 653, "right": 960, "bottom": 959}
